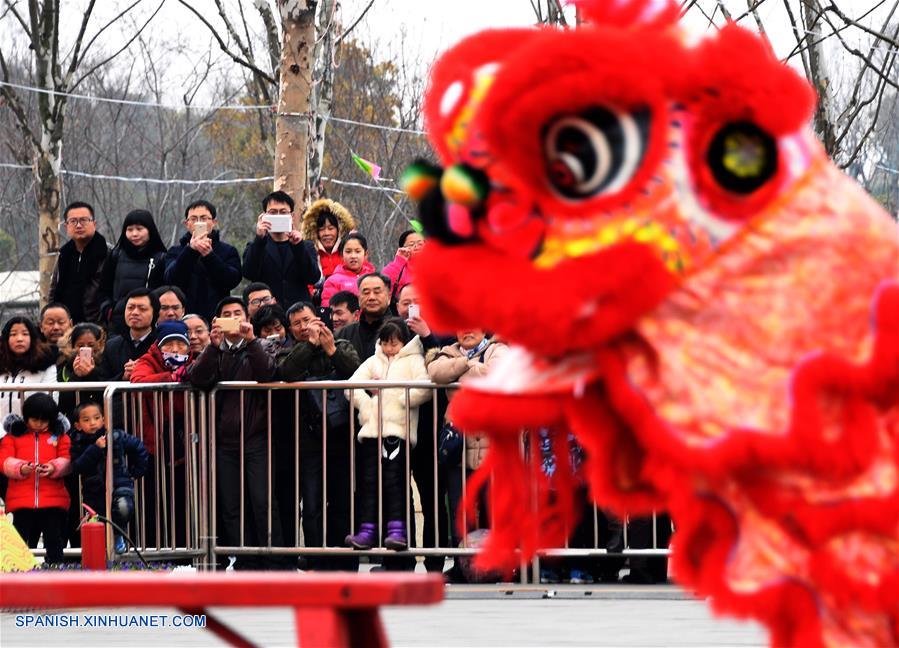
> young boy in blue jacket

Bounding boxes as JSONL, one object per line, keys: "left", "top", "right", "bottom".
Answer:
{"left": 70, "top": 401, "right": 150, "bottom": 553}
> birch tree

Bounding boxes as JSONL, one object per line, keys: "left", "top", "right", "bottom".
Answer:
{"left": 0, "top": 0, "right": 164, "bottom": 303}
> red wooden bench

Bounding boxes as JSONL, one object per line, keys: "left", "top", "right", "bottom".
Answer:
{"left": 0, "top": 572, "right": 444, "bottom": 647}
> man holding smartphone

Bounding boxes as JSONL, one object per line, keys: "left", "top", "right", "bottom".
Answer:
{"left": 163, "top": 200, "right": 242, "bottom": 321}
{"left": 242, "top": 191, "right": 320, "bottom": 307}
{"left": 187, "top": 296, "right": 286, "bottom": 570}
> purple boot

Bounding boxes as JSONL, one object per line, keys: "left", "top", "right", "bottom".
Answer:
{"left": 384, "top": 521, "right": 407, "bottom": 551}
{"left": 346, "top": 523, "right": 377, "bottom": 550}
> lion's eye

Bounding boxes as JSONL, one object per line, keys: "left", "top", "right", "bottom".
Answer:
{"left": 543, "top": 106, "right": 650, "bottom": 200}
{"left": 706, "top": 121, "right": 778, "bottom": 194}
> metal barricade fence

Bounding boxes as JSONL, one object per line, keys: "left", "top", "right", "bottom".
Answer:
{"left": 104, "top": 383, "right": 206, "bottom": 563}
{"left": 206, "top": 381, "right": 671, "bottom": 582}
{"left": 2, "top": 381, "right": 670, "bottom": 579}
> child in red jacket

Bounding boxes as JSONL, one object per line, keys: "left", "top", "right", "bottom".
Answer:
{"left": 1, "top": 392, "right": 71, "bottom": 564}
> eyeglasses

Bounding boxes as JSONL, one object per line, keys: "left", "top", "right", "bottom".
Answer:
{"left": 249, "top": 296, "right": 273, "bottom": 307}
{"left": 65, "top": 218, "right": 93, "bottom": 227}
{"left": 187, "top": 215, "right": 212, "bottom": 223}
{"left": 159, "top": 305, "right": 184, "bottom": 312}
{"left": 265, "top": 208, "right": 292, "bottom": 216}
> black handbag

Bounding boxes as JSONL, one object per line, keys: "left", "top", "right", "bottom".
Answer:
{"left": 438, "top": 421, "right": 464, "bottom": 466}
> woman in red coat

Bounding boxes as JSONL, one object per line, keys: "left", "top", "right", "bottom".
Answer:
{"left": 1, "top": 393, "right": 71, "bottom": 564}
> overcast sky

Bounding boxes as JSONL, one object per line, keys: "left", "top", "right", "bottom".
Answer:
{"left": 1, "top": 1, "right": 891, "bottom": 111}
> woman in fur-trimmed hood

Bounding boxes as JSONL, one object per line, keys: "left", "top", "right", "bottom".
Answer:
{"left": 301, "top": 199, "right": 357, "bottom": 280}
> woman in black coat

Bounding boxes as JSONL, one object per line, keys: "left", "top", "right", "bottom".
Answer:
{"left": 99, "top": 209, "right": 167, "bottom": 334}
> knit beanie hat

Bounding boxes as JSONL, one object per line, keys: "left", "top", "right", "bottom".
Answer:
{"left": 156, "top": 320, "right": 189, "bottom": 348}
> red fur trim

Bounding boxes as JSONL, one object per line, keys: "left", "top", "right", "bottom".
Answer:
{"left": 680, "top": 24, "right": 815, "bottom": 138}
{"left": 416, "top": 241, "right": 677, "bottom": 356}
{"left": 423, "top": 29, "right": 534, "bottom": 165}
{"left": 563, "top": 385, "right": 665, "bottom": 514}
{"left": 450, "top": 390, "right": 565, "bottom": 435}
{"left": 468, "top": 429, "right": 581, "bottom": 574}
{"left": 465, "top": 434, "right": 535, "bottom": 574}
{"left": 668, "top": 493, "right": 826, "bottom": 648}
{"left": 476, "top": 27, "right": 683, "bottom": 216}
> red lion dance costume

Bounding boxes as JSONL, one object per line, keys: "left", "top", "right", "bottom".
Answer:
{"left": 405, "top": 0, "right": 899, "bottom": 645}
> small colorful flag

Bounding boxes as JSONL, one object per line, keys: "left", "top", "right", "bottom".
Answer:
{"left": 351, "top": 152, "right": 382, "bottom": 180}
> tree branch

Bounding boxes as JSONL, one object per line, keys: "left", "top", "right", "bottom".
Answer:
{"left": 71, "top": 0, "right": 137, "bottom": 71}
{"left": 257, "top": 0, "right": 280, "bottom": 77}
{"left": 212, "top": 0, "right": 256, "bottom": 66}
{"left": 0, "top": 48, "right": 39, "bottom": 149}
{"left": 819, "top": 7, "right": 899, "bottom": 92}
{"left": 715, "top": 0, "right": 733, "bottom": 21}
{"left": 738, "top": 0, "right": 769, "bottom": 33}
{"left": 3, "top": 0, "right": 33, "bottom": 41}
{"left": 71, "top": 0, "right": 166, "bottom": 92}
{"left": 177, "top": 0, "right": 277, "bottom": 85}
{"left": 338, "top": 0, "right": 375, "bottom": 43}
{"left": 825, "top": 1, "right": 899, "bottom": 50}
{"left": 783, "top": 0, "right": 812, "bottom": 78}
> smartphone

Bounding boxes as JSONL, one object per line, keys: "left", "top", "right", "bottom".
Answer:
{"left": 79, "top": 346, "right": 92, "bottom": 361}
{"left": 408, "top": 304, "right": 420, "bottom": 320}
{"left": 265, "top": 214, "right": 292, "bottom": 233}
{"left": 217, "top": 317, "right": 240, "bottom": 333}
{"left": 193, "top": 221, "right": 208, "bottom": 237}
{"left": 318, "top": 306, "right": 333, "bottom": 331}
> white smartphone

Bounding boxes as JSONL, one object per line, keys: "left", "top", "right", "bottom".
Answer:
{"left": 265, "top": 214, "right": 292, "bottom": 233}
{"left": 408, "top": 304, "right": 420, "bottom": 320}
{"left": 193, "top": 221, "right": 208, "bottom": 237}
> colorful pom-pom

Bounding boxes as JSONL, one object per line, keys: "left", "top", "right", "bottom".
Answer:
{"left": 401, "top": 160, "right": 442, "bottom": 202}
{"left": 441, "top": 164, "right": 489, "bottom": 208}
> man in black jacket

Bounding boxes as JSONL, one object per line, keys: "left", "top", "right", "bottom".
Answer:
{"left": 188, "top": 296, "right": 284, "bottom": 569}
{"left": 279, "top": 302, "right": 360, "bottom": 569}
{"left": 99, "top": 288, "right": 158, "bottom": 382}
{"left": 335, "top": 273, "right": 392, "bottom": 360}
{"left": 164, "top": 200, "right": 242, "bottom": 320}
{"left": 49, "top": 201, "right": 108, "bottom": 323}
{"left": 243, "top": 191, "right": 320, "bottom": 306}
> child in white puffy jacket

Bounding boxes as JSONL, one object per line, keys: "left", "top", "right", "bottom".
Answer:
{"left": 344, "top": 318, "right": 431, "bottom": 551}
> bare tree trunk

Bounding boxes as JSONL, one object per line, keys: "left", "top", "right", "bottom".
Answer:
{"left": 801, "top": 0, "right": 838, "bottom": 155}
{"left": 30, "top": 0, "right": 67, "bottom": 305}
{"left": 309, "top": 0, "right": 337, "bottom": 198}
{"left": 36, "top": 150, "right": 63, "bottom": 304}
{"left": 275, "top": 0, "right": 317, "bottom": 208}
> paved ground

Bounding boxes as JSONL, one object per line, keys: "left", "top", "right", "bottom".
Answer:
{"left": 1, "top": 585, "right": 766, "bottom": 647}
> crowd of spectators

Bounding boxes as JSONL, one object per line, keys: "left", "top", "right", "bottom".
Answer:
{"left": 0, "top": 194, "right": 668, "bottom": 583}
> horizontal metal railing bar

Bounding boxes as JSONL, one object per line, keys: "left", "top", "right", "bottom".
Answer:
{"left": 213, "top": 547, "right": 669, "bottom": 557}
{"left": 211, "top": 380, "right": 460, "bottom": 390}
{"left": 0, "top": 380, "right": 461, "bottom": 392}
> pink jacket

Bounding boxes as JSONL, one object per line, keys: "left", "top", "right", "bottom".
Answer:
{"left": 320, "top": 261, "right": 376, "bottom": 307}
{"left": 382, "top": 253, "right": 414, "bottom": 297}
